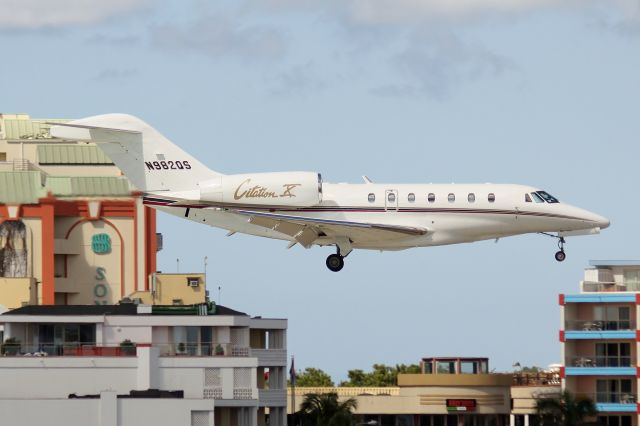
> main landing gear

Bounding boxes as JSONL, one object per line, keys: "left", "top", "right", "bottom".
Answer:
{"left": 326, "top": 253, "right": 345, "bottom": 272}
{"left": 326, "top": 237, "right": 352, "bottom": 272}
{"left": 540, "top": 232, "right": 567, "bottom": 262}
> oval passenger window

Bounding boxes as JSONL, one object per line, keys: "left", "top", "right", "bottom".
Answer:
{"left": 428, "top": 193, "right": 435, "bottom": 203}
{"left": 388, "top": 193, "right": 396, "bottom": 202}
{"left": 488, "top": 193, "right": 495, "bottom": 203}
{"left": 368, "top": 193, "right": 375, "bottom": 203}
{"left": 408, "top": 193, "right": 415, "bottom": 202}
{"left": 448, "top": 193, "right": 455, "bottom": 203}
{"left": 468, "top": 193, "right": 475, "bottom": 203}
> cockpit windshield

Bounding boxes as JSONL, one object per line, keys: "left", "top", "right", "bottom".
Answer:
{"left": 530, "top": 192, "right": 545, "bottom": 203}
{"left": 536, "top": 191, "right": 559, "bottom": 203}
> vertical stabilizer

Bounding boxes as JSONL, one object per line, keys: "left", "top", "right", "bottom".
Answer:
{"left": 50, "top": 114, "right": 221, "bottom": 192}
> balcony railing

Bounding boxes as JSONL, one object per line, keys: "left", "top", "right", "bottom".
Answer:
{"left": 581, "top": 281, "right": 635, "bottom": 292}
{"left": 156, "top": 343, "right": 249, "bottom": 357}
{"left": 0, "top": 342, "right": 136, "bottom": 357}
{"left": 565, "top": 320, "right": 634, "bottom": 331}
{"left": 569, "top": 356, "right": 632, "bottom": 368}
{"left": 592, "top": 393, "right": 638, "bottom": 404}
{"left": 512, "top": 372, "right": 560, "bottom": 386}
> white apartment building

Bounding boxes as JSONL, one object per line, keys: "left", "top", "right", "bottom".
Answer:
{"left": 0, "top": 302, "right": 287, "bottom": 426}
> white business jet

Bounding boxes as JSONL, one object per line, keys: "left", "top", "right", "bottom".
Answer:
{"left": 50, "top": 114, "right": 609, "bottom": 272}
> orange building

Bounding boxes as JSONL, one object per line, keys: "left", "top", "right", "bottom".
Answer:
{"left": 0, "top": 113, "right": 158, "bottom": 307}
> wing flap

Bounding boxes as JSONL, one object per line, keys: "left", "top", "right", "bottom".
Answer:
{"left": 237, "top": 209, "right": 428, "bottom": 246}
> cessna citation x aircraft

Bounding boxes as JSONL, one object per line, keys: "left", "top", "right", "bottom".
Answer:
{"left": 50, "top": 114, "right": 610, "bottom": 272}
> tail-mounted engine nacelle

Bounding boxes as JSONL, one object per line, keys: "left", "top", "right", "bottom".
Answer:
{"left": 199, "top": 172, "right": 322, "bottom": 207}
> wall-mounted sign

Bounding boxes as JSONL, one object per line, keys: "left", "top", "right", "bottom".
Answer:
{"left": 91, "top": 234, "right": 111, "bottom": 254}
{"left": 446, "top": 399, "right": 476, "bottom": 412}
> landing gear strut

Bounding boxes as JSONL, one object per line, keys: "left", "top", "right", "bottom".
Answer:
{"left": 540, "top": 233, "right": 567, "bottom": 262}
{"left": 326, "top": 238, "right": 352, "bottom": 272}
{"left": 555, "top": 237, "right": 566, "bottom": 262}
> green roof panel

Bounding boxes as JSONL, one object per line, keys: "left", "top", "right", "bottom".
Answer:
{"left": 0, "top": 171, "right": 45, "bottom": 204}
{"left": 3, "top": 118, "right": 68, "bottom": 140}
{"left": 46, "top": 176, "right": 131, "bottom": 197}
{"left": 37, "top": 144, "right": 113, "bottom": 165}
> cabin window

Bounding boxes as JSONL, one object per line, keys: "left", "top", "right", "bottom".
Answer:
{"left": 388, "top": 192, "right": 396, "bottom": 203}
{"left": 408, "top": 193, "right": 415, "bottom": 202}
{"left": 525, "top": 193, "right": 532, "bottom": 203}
{"left": 368, "top": 193, "right": 375, "bottom": 203}
{"left": 468, "top": 193, "right": 475, "bottom": 203}
{"left": 531, "top": 192, "right": 544, "bottom": 203}
{"left": 488, "top": 193, "right": 495, "bottom": 203}
{"left": 428, "top": 193, "right": 435, "bottom": 203}
{"left": 448, "top": 193, "right": 455, "bottom": 203}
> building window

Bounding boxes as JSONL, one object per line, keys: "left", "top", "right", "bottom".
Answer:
{"left": 447, "top": 193, "right": 455, "bottom": 203}
{"left": 368, "top": 193, "right": 375, "bottom": 203}
{"left": 595, "top": 343, "right": 631, "bottom": 367}
{"left": 408, "top": 193, "right": 415, "bottom": 202}
{"left": 593, "top": 306, "right": 631, "bottom": 330}
{"left": 427, "top": 193, "right": 435, "bottom": 203}
{"left": 436, "top": 360, "right": 456, "bottom": 374}
{"left": 596, "top": 379, "right": 632, "bottom": 403}
{"left": 187, "top": 277, "right": 200, "bottom": 287}
{"left": 467, "top": 193, "right": 475, "bottom": 203}
{"left": 488, "top": 193, "right": 495, "bottom": 203}
{"left": 388, "top": 192, "right": 396, "bottom": 203}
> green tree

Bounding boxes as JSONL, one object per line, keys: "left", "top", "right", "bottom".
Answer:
{"left": 535, "top": 390, "right": 597, "bottom": 426}
{"left": 299, "top": 392, "right": 357, "bottom": 426}
{"left": 295, "top": 367, "right": 335, "bottom": 387}
{"left": 340, "top": 364, "right": 421, "bottom": 387}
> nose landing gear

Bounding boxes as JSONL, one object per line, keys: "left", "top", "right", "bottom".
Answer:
{"left": 540, "top": 233, "right": 567, "bottom": 262}
{"left": 554, "top": 237, "right": 566, "bottom": 262}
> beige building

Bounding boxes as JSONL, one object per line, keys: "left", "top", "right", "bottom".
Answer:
{"left": 289, "top": 358, "right": 560, "bottom": 426}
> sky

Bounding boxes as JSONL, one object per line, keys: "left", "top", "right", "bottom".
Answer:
{"left": 1, "top": 0, "right": 639, "bottom": 381}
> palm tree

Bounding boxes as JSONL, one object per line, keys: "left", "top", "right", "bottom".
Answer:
{"left": 535, "top": 390, "right": 597, "bottom": 426}
{"left": 298, "top": 392, "right": 358, "bottom": 426}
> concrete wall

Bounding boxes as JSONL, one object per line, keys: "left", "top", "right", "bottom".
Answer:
{"left": 0, "top": 277, "right": 36, "bottom": 309}
{"left": 0, "top": 392, "right": 214, "bottom": 426}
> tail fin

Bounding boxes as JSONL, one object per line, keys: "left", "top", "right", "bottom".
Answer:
{"left": 49, "top": 113, "right": 221, "bottom": 192}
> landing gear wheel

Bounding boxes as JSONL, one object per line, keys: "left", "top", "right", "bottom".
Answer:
{"left": 555, "top": 250, "right": 566, "bottom": 262}
{"left": 326, "top": 254, "right": 345, "bottom": 272}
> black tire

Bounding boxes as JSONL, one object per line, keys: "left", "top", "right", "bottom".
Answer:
{"left": 555, "top": 250, "right": 566, "bottom": 262}
{"left": 326, "top": 254, "right": 344, "bottom": 272}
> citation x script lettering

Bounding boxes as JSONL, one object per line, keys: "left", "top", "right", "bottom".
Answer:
{"left": 50, "top": 114, "right": 610, "bottom": 272}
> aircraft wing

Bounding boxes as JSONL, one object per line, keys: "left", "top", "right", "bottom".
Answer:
{"left": 232, "top": 210, "right": 428, "bottom": 248}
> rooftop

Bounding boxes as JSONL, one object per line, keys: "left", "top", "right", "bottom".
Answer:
{"left": 588, "top": 260, "right": 640, "bottom": 267}
{"left": 2, "top": 303, "right": 248, "bottom": 317}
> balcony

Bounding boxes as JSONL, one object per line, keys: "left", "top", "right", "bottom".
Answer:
{"left": 580, "top": 393, "right": 639, "bottom": 412}
{"left": 580, "top": 281, "right": 630, "bottom": 293}
{"left": 156, "top": 342, "right": 249, "bottom": 357}
{"left": 0, "top": 342, "right": 136, "bottom": 357}
{"left": 563, "top": 327, "right": 636, "bottom": 340}
{"left": 565, "top": 356, "right": 636, "bottom": 376}
{"left": 565, "top": 320, "right": 635, "bottom": 332}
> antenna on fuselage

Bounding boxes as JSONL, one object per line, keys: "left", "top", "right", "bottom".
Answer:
{"left": 362, "top": 176, "right": 373, "bottom": 184}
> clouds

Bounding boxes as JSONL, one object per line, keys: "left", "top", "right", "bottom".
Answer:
{"left": 150, "top": 15, "right": 287, "bottom": 62}
{"left": 372, "top": 33, "right": 514, "bottom": 99}
{"left": 0, "top": 0, "right": 149, "bottom": 30}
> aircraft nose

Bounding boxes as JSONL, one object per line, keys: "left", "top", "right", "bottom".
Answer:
{"left": 585, "top": 211, "right": 610, "bottom": 229}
